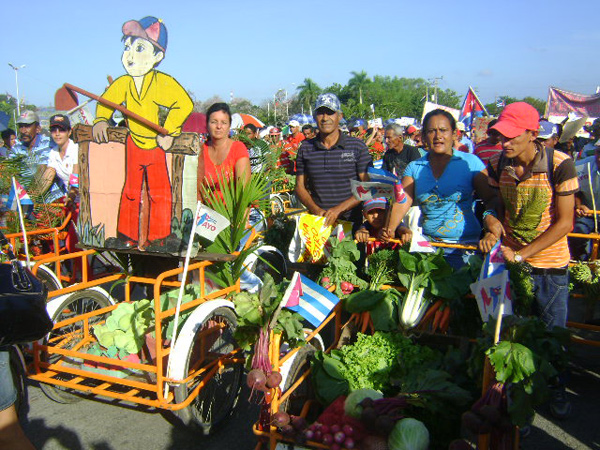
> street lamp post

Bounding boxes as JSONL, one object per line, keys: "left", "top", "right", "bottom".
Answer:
{"left": 8, "top": 63, "right": 26, "bottom": 118}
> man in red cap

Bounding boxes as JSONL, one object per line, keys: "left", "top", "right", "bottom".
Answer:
{"left": 92, "top": 16, "right": 193, "bottom": 250}
{"left": 479, "top": 102, "right": 578, "bottom": 420}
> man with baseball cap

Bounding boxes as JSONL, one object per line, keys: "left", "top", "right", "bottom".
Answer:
{"left": 538, "top": 120, "right": 559, "bottom": 149}
{"left": 286, "top": 119, "right": 305, "bottom": 149}
{"left": 295, "top": 93, "right": 371, "bottom": 229}
{"left": 480, "top": 102, "right": 578, "bottom": 420}
{"left": 10, "top": 110, "right": 52, "bottom": 186}
{"left": 92, "top": 16, "right": 193, "bottom": 250}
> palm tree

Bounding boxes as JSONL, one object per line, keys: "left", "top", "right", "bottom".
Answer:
{"left": 296, "top": 78, "right": 322, "bottom": 115}
{"left": 348, "top": 71, "right": 371, "bottom": 105}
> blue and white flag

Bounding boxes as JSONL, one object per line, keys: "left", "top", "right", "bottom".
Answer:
{"left": 281, "top": 272, "right": 340, "bottom": 327}
{"left": 367, "top": 167, "right": 400, "bottom": 185}
{"left": 7, "top": 180, "right": 33, "bottom": 211}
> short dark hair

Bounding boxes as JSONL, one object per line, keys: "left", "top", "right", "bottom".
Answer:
{"left": 301, "top": 124, "right": 313, "bottom": 132}
{"left": 206, "top": 102, "right": 232, "bottom": 125}
{"left": 244, "top": 123, "right": 257, "bottom": 133}
{"left": 1, "top": 128, "right": 16, "bottom": 140}
{"left": 422, "top": 109, "right": 457, "bottom": 132}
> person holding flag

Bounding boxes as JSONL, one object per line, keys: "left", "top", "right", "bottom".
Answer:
{"left": 382, "top": 109, "right": 500, "bottom": 268}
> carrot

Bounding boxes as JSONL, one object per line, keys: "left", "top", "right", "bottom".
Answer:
{"left": 360, "top": 311, "right": 370, "bottom": 334}
{"left": 327, "top": 285, "right": 336, "bottom": 293}
{"left": 439, "top": 306, "right": 452, "bottom": 334}
{"left": 432, "top": 308, "right": 443, "bottom": 332}
{"left": 419, "top": 300, "right": 443, "bottom": 329}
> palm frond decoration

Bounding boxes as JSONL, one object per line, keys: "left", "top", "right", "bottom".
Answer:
{"left": 199, "top": 172, "right": 270, "bottom": 287}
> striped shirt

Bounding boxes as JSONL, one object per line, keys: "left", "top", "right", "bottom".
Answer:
{"left": 474, "top": 140, "right": 503, "bottom": 165}
{"left": 487, "top": 144, "right": 579, "bottom": 268}
{"left": 296, "top": 133, "right": 372, "bottom": 223}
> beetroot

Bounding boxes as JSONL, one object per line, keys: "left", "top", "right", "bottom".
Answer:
{"left": 266, "top": 371, "right": 282, "bottom": 389}
{"left": 247, "top": 369, "right": 267, "bottom": 390}
{"left": 272, "top": 411, "right": 290, "bottom": 428}
{"left": 361, "top": 435, "right": 389, "bottom": 450}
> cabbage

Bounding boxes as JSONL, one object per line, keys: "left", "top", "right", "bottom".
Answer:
{"left": 388, "top": 418, "right": 429, "bottom": 450}
{"left": 344, "top": 388, "right": 383, "bottom": 418}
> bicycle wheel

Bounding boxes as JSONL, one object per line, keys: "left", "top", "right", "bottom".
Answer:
{"left": 39, "top": 289, "right": 112, "bottom": 403}
{"left": 35, "top": 265, "right": 62, "bottom": 292}
{"left": 8, "top": 346, "right": 27, "bottom": 416}
{"left": 175, "top": 307, "right": 242, "bottom": 435}
{"left": 279, "top": 344, "right": 317, "bottom": 416}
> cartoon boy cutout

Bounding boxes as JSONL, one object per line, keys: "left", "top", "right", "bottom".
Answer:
{"left": 93, "top": 16, "right": 193, "bottom": 250}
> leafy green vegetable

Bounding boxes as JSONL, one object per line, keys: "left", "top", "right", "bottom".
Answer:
{"left": 487, "top": 341, "right": 536, "bottom": 384}
{"left": 344, "top": 388, "right": 383, "bottom": 418}
{"left": 367, "top": 248, "right": 399, "bottom": 289}
{"left": 388, "top": 418, "right": 430, "bottom": 450}
{"left": 311, "top": 351, "right": 350, "bottom": 405}
{"left": 231, "top": 274, "right": 305, "bottom": 353}
{"left": 344, "top": 289, "right": 387, "bottom": 313}
{"left": 319, "top": 237, "right": 368, "bottom": 297}
{"left": 370, "top": 289, "right": 401, "bottom": 331}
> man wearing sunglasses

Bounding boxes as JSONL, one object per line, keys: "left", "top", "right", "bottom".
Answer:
{"left": 295, "top": 93, "right": 371, "bottom": 229}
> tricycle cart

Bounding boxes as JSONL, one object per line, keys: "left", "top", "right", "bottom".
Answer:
{"left": 27, "top": 248, "right": 245, "bottom": 434}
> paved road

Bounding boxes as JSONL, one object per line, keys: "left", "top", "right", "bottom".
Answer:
{"left": 21, "top": 384, "right": 259, "bottom": 450}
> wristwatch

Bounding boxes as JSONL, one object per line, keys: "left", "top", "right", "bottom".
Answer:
{"left": 514, "top": 252, "right": 523, "bottom": 263}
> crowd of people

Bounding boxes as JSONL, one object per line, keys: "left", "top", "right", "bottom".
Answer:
{"left": 1, "top": 87, "right": 599, "bottom": 443}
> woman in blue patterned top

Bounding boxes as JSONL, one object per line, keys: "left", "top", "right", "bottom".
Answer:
{"left": 382, "top": 109, "right": 498, "bottom": 268}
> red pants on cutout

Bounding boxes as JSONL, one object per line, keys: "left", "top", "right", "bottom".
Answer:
{"left": 117, "top": 135, "right": 172, "bottom": 242}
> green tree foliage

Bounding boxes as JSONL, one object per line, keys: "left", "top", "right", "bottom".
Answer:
{"left": 0, "top": 94, "right": 38, "bottom": 130}
{"left": 485, "top": 96, "right": 546, "bottom": 117}
{"left": 296, "top": 78, "right": 322, "bottom": 115}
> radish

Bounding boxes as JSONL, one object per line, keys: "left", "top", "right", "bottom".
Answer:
{"left": 344, "top": 437, "right": 356, "bottom": 449}
{"left": 322, "top": 434, "right": 334, "bottom": 445}
{"left": 334, "top": 431, "right": 345, "bottom": 444}
{"left": 321, "top": 277, "right": 332, "bottom": 289}
{"left": 341, "top": 281, "right": 354, "bottom": 294}
{"left": 342, "top": 424, "right": 354, "bottom": 436}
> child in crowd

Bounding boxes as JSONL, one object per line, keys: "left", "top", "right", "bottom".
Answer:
{"left": 355, "top": 197, "right": 412, "bottom": 254}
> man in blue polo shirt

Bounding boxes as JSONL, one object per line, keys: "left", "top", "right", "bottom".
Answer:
{"left": 10, "top": 110, "right": 52, "bottom": 190}
{"left": 295, "top": 93, "right": 372, "bottom": 229}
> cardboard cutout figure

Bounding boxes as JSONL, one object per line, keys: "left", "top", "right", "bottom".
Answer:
{"left": 75, "top": 16, "right": 199, "bottom": 255}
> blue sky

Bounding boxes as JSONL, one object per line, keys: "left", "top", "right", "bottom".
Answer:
{"left": 2, "top": 0, "right": 599, "bottom": 110}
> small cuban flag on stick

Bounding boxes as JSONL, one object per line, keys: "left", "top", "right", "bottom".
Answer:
{"left": 280, "top": 272, "right": 340, "bottom": 327}
{"left": 8, "top": 177, "right": 33, "bottom": 266}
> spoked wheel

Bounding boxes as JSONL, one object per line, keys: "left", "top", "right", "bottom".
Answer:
{"left": 175, "top": 307, "right": 242, "bottom": 435}
{"left": 280, "top": 344, "right": 317, "bottom": 416}
{"left": 270, "top": 195, "right": 285, "bottom": 215}
{"left": 39, "top": 289, "right": 112, "bottom": 403}
{"left": 35, "top": 265, "right": 63, "bottom": 292}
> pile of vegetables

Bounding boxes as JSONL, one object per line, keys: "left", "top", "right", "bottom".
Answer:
{"left": 319, "top": 237, "right": 368, "bottom": 298}
{"left": 271, "top": 390, "right": 432, "bottom": 450}
{"left": 90, "top": 284, "right": 204, "bottom": 360}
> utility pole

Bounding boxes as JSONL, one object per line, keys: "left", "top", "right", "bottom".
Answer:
{"left": 8, "top": 63, "right": 26, "bottom": 118}
{"left": 428, "top": 76, "right": 443, "bottom": 104}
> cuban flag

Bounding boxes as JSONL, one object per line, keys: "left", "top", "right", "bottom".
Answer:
{"left": 7, "top": 180, "right": 33, "bottom": 211}
{"left": 281, "top": 272, "right": 340, "bottom": 327}
{"left": 366, "top": 167, "right": 407, "bottom": 204}
{"left": 459, "top": 86, "right": 488, "bottom": 131}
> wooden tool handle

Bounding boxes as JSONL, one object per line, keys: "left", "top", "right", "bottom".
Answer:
{"left": 64, "top": 83, "right": 169, "bottom": 135}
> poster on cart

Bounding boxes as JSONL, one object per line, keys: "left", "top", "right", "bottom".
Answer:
{"left": 73, "top": 16, "right": 205, "bottom": 256}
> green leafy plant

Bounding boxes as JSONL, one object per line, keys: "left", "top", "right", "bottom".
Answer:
{"left": 468, "top": 316, "right": 571, "bottom": 426}
{"left": 199, "top": 172, "right": 270, "bottom": 287}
